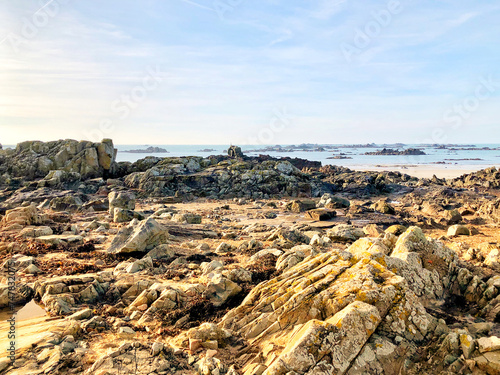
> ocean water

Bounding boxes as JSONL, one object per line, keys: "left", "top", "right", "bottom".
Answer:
{"left": 3, "top": 143, "right": 500, "bottom": 171}
{"left": 113, "top": 144, "right": 500, "bottom": 170}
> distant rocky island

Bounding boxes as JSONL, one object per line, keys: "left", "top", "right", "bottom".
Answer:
{"left": 123, "top": 146, "right": 169, "bottom": 153}
{"left": 447, "top": 147, "right": 500, "bottom": 151}
{"left": 365, "top": 148, "right": 426, "bottom": 156}
{"left": 245, "top": 144, "right": 328, "bottom": 153}
{"left": 197, "top": 148, "right": 217, "bottom": 152}
{"left": 327, "top": 155, "right": 353, "bottom": 160}
{"left": 245, "top": 143, "right": 412, "bottom": 153}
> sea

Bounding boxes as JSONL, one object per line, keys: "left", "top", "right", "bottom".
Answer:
{"left": 114, "top": 144, "right": 500, "bottom": 171}
{"left": 3, "top": 144, "right": 500, "bottom": 172}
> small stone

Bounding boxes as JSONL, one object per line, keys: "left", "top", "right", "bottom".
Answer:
{"left": 444, "top": 209, "right": 462, "bottom": 225}
{"left": 290, "top": 199, "right": 316, "bottom": 213}
{"left": 305, "top": 208, "right": 336, "bottom": 221}
{"left": 60, "top": 341, "right": 76, "bottom": 354}
{"left": 117, "top": 327, "right": 135, "bottom": 339}
{"left": 206, "top": 349, "right": 218, "bottom": 358}
{"left": 197, "top": 243, "right": 210, "bottom": 251}
{"left": 363, "top": 224, "right": 384, "bottom": 237}
{"left": 68, "top": 308, "right": 92, "bottom": 321}
{"left": 460, "top": 333, "right": 475, "bottom": 359}
{"left": 0, "top": 358, "right": 11, "bottom": 372}
{"left": 477, "top": 336, "right": 500, "bottom": 353}
{"left": 447, "top": 225, "right": 470, "bottom": 237}
{"left": 215, "top": 242, "right": 232, "bottom": 254}
{"left": 24, "top": 264, "right": 41, "bottom": 274}
{"left": 130, "top": 311, "right": 142, "bottom": 320}
{"left": 202, "top": 340, "right": 218, "bottom": 350}
{"left": 151, "top": 342, "right": 164, "bottom": 356}
{"left": 371, "top": 200, "right": 395, "bottom": 215}
{"left": 444, "top": 354, "right": 458, "bottom": 365}
{"left": 189, "top": 339, "right": 202, "bottom": 352}
{"left": 385, "top": 225, "right": 407, "bottom": 236}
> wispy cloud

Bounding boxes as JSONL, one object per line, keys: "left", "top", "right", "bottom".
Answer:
{"left": 178, "top": 0, "right": 215, "bottom": 12}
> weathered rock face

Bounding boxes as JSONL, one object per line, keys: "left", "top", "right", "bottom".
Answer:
{"left": 388, "top": 227, "right": 458, "bottom": 299}
{"left": 33, "top": 273, "right": 111, "bottom": 315}
{"left": 317, "top": 193, "right": 350, "bottom": 209}
{"left": 0, "top": 204, "right": 44, "bottom": 228}
{"left": 478, "top": 199, "right": 500, "bottom": 223}
{"left": 0, "top": 282, "right": 34, "bottom": 308}
{"left": 450, "top": 166, "right": 500, "bottom": 189}
{"left": 289, "top": 199, "right": 316, "bottom": 213}
{"left": 124, "top": 157, "right": 326, "bottom": 199}
{"left": 218, "top": 249, "right": 434, "bottom": 375}
{"left": 49, "top": 195, "right": 84, "bottom": 212}
{"left": 227, "top": 145, "right": 243, "bottom": 158}
{"left": 326, "top": 224, "right": 365, "bottom": 242}
{"left": 108, "top": 190, "right": 136, "bottom": 214}
{"left": 0, "top": 138, "right": 117, "bottom": 181}
{"left": 108, "top": 190, "right": 138, "bottom": 222}
{"left": 372, "top": 199, "right": 396, "bottom": 215}
{"left": 107, "top": 218, "right": 169, "bottom": 254}
{"left": 316, "top": 165, "right": 418, "bottom": 196}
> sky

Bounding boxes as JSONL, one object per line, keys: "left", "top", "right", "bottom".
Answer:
{"left": 1, "top": 0, "right": 499, "bottom": 145}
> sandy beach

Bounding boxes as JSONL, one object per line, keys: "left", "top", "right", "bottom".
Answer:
{"left": 352, "top": 165, "right": 492, "bottom": 179}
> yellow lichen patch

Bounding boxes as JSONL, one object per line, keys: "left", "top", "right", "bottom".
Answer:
{"left": 373, "top": 255, "right": 387, "bottom": 267}
{"left": 460, "top": 334, "right": 472, "bottom": 347}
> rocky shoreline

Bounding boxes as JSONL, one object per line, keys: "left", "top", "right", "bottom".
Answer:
{"left": 1, "top": 139, "right": 500, "bottom": 374}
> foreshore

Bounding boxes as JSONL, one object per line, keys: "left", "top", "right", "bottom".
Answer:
{"left": 352, "top": 165, "right": 489, "bottom": 179}
{"left": 2, "top": 139, "right": 500, "bottom": 374}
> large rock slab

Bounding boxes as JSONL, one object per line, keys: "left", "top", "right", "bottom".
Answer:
{"left": 265, "top": 301, "right": 381, "bottom": 375}
{"left": 1, "top": 204, "right": 44, "bottom": 227}
{"left": 0, "top": 138, "right": 116, "bottom": 181}
{"left": 218, "top": 249, "right": 434, "bottom": 374}
{"left": 107, "top": 218, "right": 169, "bottom": 254}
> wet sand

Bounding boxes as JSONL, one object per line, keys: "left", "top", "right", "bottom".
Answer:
{"left": 352, "top": 166, "right": 485, "bottom": 179}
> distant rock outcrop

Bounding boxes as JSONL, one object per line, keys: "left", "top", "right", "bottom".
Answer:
{"left": 0, "top": 138, "right": 117, "bottom": 181}
{"left": 227, "top": 145, "right": 243, "bottom": 158}
{"left": 365, "top": 148, "right": 426, "bottom": 156}
{"left": 123, "top": 146, "right": 168, "bottom": 153}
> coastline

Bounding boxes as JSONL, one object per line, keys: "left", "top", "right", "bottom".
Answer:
{"left": 351, "top": 165, "right": 488, "bottom": 179}
{"left": 3, "top": 139, "right": 500, "bottom": 373}
{"left": 4, "top": 143, "right": 497, "bottom": 179}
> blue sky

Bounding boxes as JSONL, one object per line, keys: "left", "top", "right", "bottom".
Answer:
{"left": 1, "top": 0, "right": 499, "bottom": 145}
